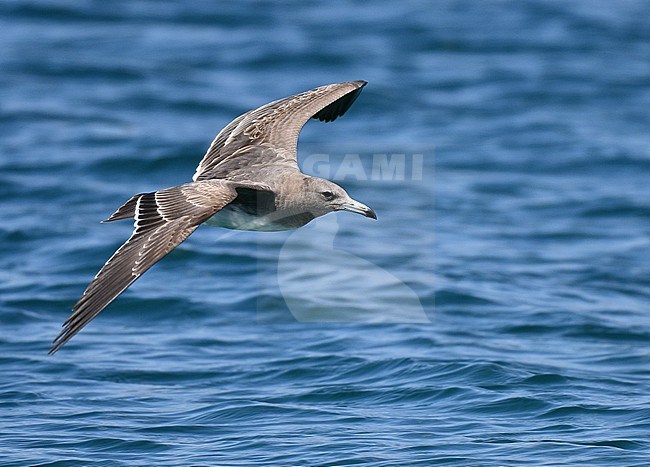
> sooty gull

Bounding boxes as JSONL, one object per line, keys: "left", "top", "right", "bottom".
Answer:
{"left": 50, "top": 80, "right": 375, "bottom": 354}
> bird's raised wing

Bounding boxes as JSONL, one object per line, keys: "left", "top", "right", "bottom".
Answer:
{"left": 50, "top": 179, "right": 270, "bottom": 354}
{"left": 193, "top": 80, "right": 366, "bottom": 181}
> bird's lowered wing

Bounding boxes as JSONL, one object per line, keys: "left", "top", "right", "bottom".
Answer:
{"left": 193, "top": 80, "right": 366, "bottom": 181}
{"left": 50, "top": 179, "right": 270, "bottom": 354}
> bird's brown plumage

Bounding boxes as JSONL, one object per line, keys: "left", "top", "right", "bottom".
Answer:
{"left": 50, "top": 81, "right": 368, "bottom": 354}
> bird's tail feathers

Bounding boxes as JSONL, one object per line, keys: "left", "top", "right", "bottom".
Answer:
{"left": 102, "top": 193, "right": 144, "bottom": 223}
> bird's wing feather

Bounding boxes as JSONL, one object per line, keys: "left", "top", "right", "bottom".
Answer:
{"left": 50, "top": 179, "right": 269, "bottom": 354}
{"left": 193, "top": 80, "right": 366, "bottom": 181}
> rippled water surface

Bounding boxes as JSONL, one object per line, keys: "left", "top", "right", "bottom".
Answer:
{"left": 2, "top": 0, "right": 650, "bottom": 465}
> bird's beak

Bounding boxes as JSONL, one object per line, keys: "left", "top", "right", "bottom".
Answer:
{"left": 338, "top": 199, "right": 377, "bottom": 219}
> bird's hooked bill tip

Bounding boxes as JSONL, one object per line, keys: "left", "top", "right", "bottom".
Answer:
{"left": 339, "top": 201, "right": 377, "bottom": 220}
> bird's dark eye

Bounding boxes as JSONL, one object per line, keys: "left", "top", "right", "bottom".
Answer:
{"left": 321, "top": 191, "right": 335, "bottom": 201}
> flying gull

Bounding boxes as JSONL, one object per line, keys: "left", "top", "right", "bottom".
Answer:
{"left": 50, "top": 80, "right": 375, "bottom": 354}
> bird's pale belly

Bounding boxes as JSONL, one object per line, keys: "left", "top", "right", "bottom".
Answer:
{"left": 205, "top": 205, "right": 314, "bottom": 232}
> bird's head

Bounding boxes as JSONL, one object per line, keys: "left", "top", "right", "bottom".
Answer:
{"left": 303, "top": 177, "right": 377, "bottom": 220}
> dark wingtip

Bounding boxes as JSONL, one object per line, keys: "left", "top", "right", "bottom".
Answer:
{"left": 48, "top": 341, "right": 61, "bottom": 355}
{"left": 312, "top": 82, "right": 367, "bottom": 123}
{"left": 48, "top": 327, "right": 67, "bottom": 355}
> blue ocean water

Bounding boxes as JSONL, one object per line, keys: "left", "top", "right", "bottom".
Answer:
{"left": 1, "top": 0, "right": 650, "bottom": 464}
